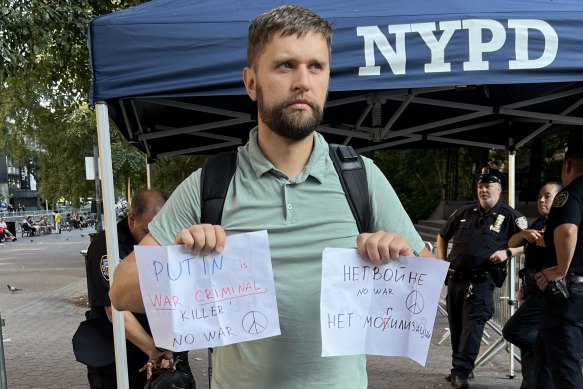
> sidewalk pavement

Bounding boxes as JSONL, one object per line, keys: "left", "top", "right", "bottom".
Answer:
{"left": 0, "top": 230, "right": 523, "bottom": 388}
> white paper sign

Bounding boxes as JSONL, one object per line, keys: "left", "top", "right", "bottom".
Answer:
{"left": 135, "top": 230, "right": 280, "bottom": 351}
{"left": 320, "top": 248, "right": 449, "bottom": 365}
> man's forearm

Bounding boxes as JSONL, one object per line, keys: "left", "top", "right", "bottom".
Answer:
{"left": 508, "top": 231, "right": 525, "bottom": 248}
{"left": 110, "top": 233, "right": 162, "bottom": 312}
{"left": 105, "top": 307, "right": 157, "bottom": 358}
{"left": 110, "top": 253, "right": 146, "bottom": 313}
{"left": 122, "top": 310, "right": 157, "bottom": 357}
{"left": 554, "top": 224, "right": 578, "bottom": 276}
{"left": 436, "top": 234, "right": 448, "bottom": 260}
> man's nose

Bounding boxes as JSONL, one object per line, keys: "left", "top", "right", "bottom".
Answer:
{"left": 292, "top": 66, "right": 310, "bottom": 91}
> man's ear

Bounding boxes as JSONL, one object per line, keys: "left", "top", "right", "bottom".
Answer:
{"left": 564, "top": 159, "right": 573, "bottom": 175}
{"left": 243, "top": 67, "right": 257, "bottom": 101}
{"left": 127, "top": 213, "right": 135, "bottom": 230}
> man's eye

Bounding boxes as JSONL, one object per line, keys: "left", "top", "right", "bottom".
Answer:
{"left": 279, "top": 62, "right": 293, "bottom": 69}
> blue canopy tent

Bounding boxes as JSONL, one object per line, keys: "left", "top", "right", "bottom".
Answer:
{"left": 89, "top": 0, "right": 583, "bottom": 158}
{"left": 87, "top": 0, "right": 583, "bottom": 387}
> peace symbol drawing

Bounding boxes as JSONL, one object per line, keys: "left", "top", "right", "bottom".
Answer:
{"left": 405, "top": 290, "right": 425, "bottom": 314}
{"left": 241, "top": 311, "right": 269, "bottom": 334}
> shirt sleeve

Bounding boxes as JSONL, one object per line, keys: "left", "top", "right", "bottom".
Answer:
{"left": 439, "top": 210, "right": 458, "bottom": 241}
{"left": 148, "top": 169, "right": 203, "bottom": 246}
{"left": 87, "top": 234, "right": 111, "bottom": 307}
{"left": 363, "top": 156, "right": 426, "bottom": 254}
{"left": 552, "top": 190, "right": 582, "bottom": 227}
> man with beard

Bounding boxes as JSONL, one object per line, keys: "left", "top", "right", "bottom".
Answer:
{"left": 109, "top": 5, "right": 431, "bottom": 389}
{"left": 437, "top": 167, "right": 527, "bottom": 389}
{"left": 502, "top": 182, "right": 561, "bottom": 389}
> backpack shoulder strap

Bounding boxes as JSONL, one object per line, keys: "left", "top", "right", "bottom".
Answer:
{"left": 328, "top": 144, "right": 371, "bottom": 233}
{"left": 200, "top": 151, "right": 238, "bottom": 225}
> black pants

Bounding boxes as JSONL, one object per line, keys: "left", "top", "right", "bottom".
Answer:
{"left": 446, "top": 278, "right": 495, "bottom": 378}
{"left": 537, "top": 283, "right": 583, "bottom": 388}
{"left": 502, "top": 289, "right": 554, "bottom": 389}
{"left": 87, "top": 356, "right": 148, "bottom": 389}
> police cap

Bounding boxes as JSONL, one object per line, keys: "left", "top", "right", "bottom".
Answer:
{"left": 477, "top": 167, "right": 503, "bottom": 185}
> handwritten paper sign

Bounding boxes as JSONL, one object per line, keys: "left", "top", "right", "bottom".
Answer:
{"left": 320, "top": 248, "right": 449, "bottom": 365}
{"left": 135, "top": 230, "right": 280, "bottom": 351}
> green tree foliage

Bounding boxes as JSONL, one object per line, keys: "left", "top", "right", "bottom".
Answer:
{"left": 151, "top": 155, "right": 210, "bottom": 196}
{"left": 0, "top": 0, "right": 147, "bottom": 206}
{"left": 367, "top": 148, "right": 447, "bottom": 222}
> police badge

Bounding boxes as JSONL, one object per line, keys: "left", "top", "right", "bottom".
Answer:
{"left": 515, "top": 216, "right": 528, "bottom": 230}
{"left": 490, "top": 214, "right": 505, "bottom": 233}
{"left": 553, "top": 191, "right": 569, "bottom": 208}
{"left": 100, "top": 255, "right": 109, "bottom": 282}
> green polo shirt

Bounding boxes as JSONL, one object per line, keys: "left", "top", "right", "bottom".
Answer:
{"left": 149, "top": 129, "right": 425, "bottom": 389}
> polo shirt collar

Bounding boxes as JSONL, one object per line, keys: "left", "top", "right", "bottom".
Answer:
{"left": 246, "top": 128, "right": 328, "bottom": 183}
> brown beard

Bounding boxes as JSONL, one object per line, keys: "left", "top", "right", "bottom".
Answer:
{"left": 256, "top": 85, "right": 324, "bottom": 141}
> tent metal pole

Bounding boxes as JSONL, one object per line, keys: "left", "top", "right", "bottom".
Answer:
{"left": 507, "top": 147, "right": 517, "bottom": 378}
{"left": 96, "top": 102, "right": 130, "bottom": 389}
{"left": 146, "top": 161, "right": 151, "bottom": 190}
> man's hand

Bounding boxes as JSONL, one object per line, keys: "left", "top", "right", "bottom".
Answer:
{"left": 518, "top": 229, "right": 544, "bottom": 244}
{"left": 175, "top": 224, "right": 226, "bottom": 255}
{"left": 535, "top": 235, "right": 546, "bottom": 247}
{"left": 140, "top": 349, "right": 173, "bottom": 379}
{"left": 356, "top": 231, "right": 414, "bottom": 264}
{"left": 489, "top": 249, "right": 508, "bottom": 264}
{"left": 535, "top": 266, "right": 563, "bottom": 291}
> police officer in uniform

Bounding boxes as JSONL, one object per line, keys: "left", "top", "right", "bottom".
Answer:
{"left": 74, "top": 189, "right": 190, "bottom": 388}
{"left": 438, "top": 167, "right": 527, "bottom": 389}
{"left": 503, "top": 182, "right": 561, "bottom": 389}
{"left": 535, "top": 142, "right": 583, "bottom": 388}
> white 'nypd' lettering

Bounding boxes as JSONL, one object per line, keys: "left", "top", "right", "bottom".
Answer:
{"left": 356, "top": 19, "right": 558, "bottom": 76}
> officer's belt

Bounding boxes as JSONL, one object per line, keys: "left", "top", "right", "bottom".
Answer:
{"left": 448, "top": 268, "right": 491, "bottom": 283}
{"left": 518, "top": 268, "right": 541, "bottom": 287}
{"left": 518, "top": 268, "right": 541, "bottom": 278}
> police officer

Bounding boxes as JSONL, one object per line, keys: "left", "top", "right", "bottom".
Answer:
{"left": 503, "top": 182, "right": 561, "bottom": 389}
{"left": 535, "top": 141, "right": 583, "bottom": 388}
{"left": 437, "top": 167, "right": 527, "bottom": 389}
{"left": 74, "top": 189, "right": 185, "bottom": 388}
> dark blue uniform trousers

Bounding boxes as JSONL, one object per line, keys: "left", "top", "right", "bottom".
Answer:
{"left": 502, "top": 291, "right": 554, "bottom": 389}
{"left": 447, "top": 278, "right": 494, "bottom": 377}
{"left": 537, "top": 285, "right": 583, "bottom": 389}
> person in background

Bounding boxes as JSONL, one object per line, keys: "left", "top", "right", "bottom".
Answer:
{"left": 0, "top": 217, "right": 17, "bottom": 242}
{"left": 54, "top": 210, "right": 61, "bottom": 234}
{"left": 73, "top": 189, "right": 193, "bottom": 389}
{"left": 535, "top": 141, "right": 583, "bottom": 388}
{"left": 22, "top": 216, "right": 36, "bottom": 236}
{"left": 109, "top": 5, "right": 432, "bottom": 389}
{"left": 438, "top": 167, "right": 527, "bottom": 389}
{"left": 502, "top": 182, "right": 561, "bottom": 389}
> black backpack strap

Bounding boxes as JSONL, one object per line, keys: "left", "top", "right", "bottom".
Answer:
{"left": 329, "top": 144, "right": 370, "bottom": 233}
{"left": 200, "top": 151, "right": 238, "bottom": 225}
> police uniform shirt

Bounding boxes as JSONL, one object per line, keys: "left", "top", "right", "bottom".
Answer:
{"left": 86, "top": 218, "right": 149, "bottom": 329}
{"left": 440, "top": 200, "right": 527, "bottom": 272}
{"left": 523, "top": 216, "right": 547, "bottom": 272}
{"left": 544, "top": 175, "right": 583, "bottom": 274}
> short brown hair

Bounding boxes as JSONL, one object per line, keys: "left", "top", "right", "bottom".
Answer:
{"left": 247, "top": 4, "right": 332, "bottom": 68}
{"left": 128, "top": 190, "right": 167, "bottom": 220}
